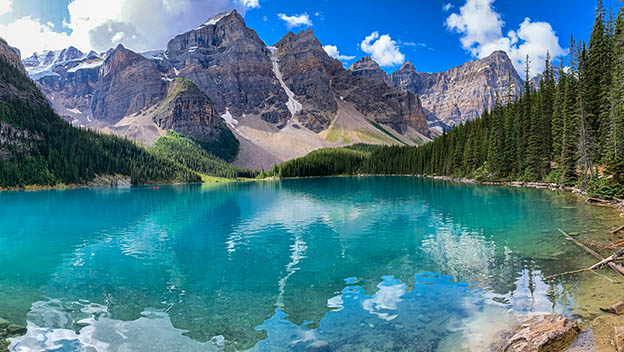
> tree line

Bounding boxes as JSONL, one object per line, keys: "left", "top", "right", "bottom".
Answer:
{"left": 0, "top": 55, "right": 200, "bottom": 188}
{"left": 272, "top": 0, "right": 624, "bottom": 199}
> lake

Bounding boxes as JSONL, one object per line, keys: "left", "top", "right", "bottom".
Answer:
{"left": 0, "top": 177, "right": 622, "bottom": 351}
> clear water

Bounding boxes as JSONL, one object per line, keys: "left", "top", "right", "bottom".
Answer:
{"left": 0, "top": 177, "right": 621, "bottom": 351}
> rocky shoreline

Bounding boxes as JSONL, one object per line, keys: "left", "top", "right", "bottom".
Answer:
{"left": 0, "top": 318, "right": 25, "bottom": 352}
{"left": 428, "top": 175, "right": 624, "bottom": 213}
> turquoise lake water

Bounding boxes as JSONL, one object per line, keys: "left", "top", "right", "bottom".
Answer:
{"left": 0, "top": 176, "right": 622, "bottom": 351}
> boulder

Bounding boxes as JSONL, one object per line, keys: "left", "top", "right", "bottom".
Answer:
{"left": 601, "top": 301, "right": 624, "bottom": 315}
{"left": 499, "top": 315, "right": 582, "bottom": 352}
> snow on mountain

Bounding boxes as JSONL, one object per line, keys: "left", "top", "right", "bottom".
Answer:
{"left": 23, "top": 47, "right": 104, "bottom": 80}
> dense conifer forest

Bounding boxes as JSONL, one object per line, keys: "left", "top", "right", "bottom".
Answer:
{"left": 149, "top": 131, "right": 257, "bottom": 179}
{"left": 272, "top": 0, "right": 624, "bottom": 199}
{"left": 0, "top": 54, "right": 201, "bottom": 188}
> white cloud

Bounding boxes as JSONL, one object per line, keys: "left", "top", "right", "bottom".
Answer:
{"left": 240, "top": 0, "right": 260, "bottom": 9}
{"left": 323, "top": 45, "right": 355, "bottom": 61}
{"left": 277, "top": 13, "right": 312, "bottom": 29}
{"left": 0, "top": 0, "right": 258, "bottom": 57}
{"left": 0, "top": 0, "right": 12, "bottom": 17}
{"left": 0, "top": 17, "right": 74, "bottom": 57}
{"left": 360, "top": 31, "right": 405, "bottom": 67}
{"left": 446, "top": 0, "right": 566, "bottom": 77}
{"left": 443, "top": 3, "right": 453, "bottom": 11}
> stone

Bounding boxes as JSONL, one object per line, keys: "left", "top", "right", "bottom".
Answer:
{"left": 0, "top": 317, "right": 9, "bottom": 329}
{"left": 6, "top": 324, "right": 26, "bottom": 335}
{"left": 601, "top": 301, "right": 624, "bottom": 315}
{"left": 615, "top": 326, "right": 624, "bottom": 352}
{"left": 499, "top": 315, "right": 582, "bottom": 352}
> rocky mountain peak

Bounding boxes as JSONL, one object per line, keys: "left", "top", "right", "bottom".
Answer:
{"left": 399, "top": 61, "right": 416, "bottom": 72}
{"left": 349, "top": 56, "right": 388, "bottom": 83}
{"left": 274, "top": 28, "right": 324, "bottom": 55}
{"left": 0, "top": 39, "right": 25, "bottom": 74}
{"left": 389, "top": 50, "right": 522, "bottom": 126}
{"left": 91, "top": 45, "right": 167, "bottom": 123}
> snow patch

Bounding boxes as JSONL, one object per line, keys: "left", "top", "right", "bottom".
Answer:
{"left": 67, "top": 60, "right": 103, "bottom": 73}
{"left": 67, "top": 107, "right": 81, "bottom": 114}
{"left": 140, "top": 50, "right": 165, "bottom": 61}
{"left": 173, "top": 67, "right": 180, "bottom": 76}
{"left": 188, "top": 46, "right": 198, "bottom": 53}
{"left": 221, "top": 108, "right": 238, "bottom": 129}
{"left": 267, "top": 46, "right": 302, "bottom": 120}
{"left": 198, "top": 11, "right": 231, "bottom": 29}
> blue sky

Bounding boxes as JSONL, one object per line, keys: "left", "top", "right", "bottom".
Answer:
{"left": 0, "top": 0, "right": 619, "bottom": 77}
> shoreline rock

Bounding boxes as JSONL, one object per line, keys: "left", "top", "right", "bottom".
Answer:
{"left": 0, "top": 317, "right": 26, "bottom": 352}
{"left": 496, "top": 315, "right": 582, "bottom": 352}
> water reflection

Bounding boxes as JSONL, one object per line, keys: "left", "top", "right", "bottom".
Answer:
{"left": 0, "top": 177, "right": 620, "bottom": 350}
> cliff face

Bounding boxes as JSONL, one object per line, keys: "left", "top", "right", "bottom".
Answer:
{"left": 390, "top": 51, "right": 523, "bottom": 126}
{"left": 274, "top": 29, "right": 429, "bottom": 135}
{"left": 91, "top": 44, "right": 168, "bottom": 123}
{"left": 348, "top": 56, "right": 388, "bottom": 84}
{"left": 165, "top": 11, "right": 290, "bottom": 121}
{"left": 0, "top": 39, "right": 25, "bottom": 75}
{"left": 153, "top": 78, "right": 226, "bottom": 142}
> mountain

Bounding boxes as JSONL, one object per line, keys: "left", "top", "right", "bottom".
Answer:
{"left": 389, "top": 51, "right": 523, "bottom": 127}
{"left": 0, "top": 38, "right": 200, "bottom": 188}
{"left": 23, "top": 11, "right": 431, "bottom": 170}
{"left": 348, "top": 56, "right": 389, "bottom": 84}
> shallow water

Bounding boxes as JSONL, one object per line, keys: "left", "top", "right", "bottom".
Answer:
{"left": 0, "top": 177, "right": 622, "bottom": 351}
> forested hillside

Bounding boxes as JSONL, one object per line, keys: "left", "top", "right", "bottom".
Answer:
{"left": 272, "top": 0, "right": 624, "bottom": 199}
{"left": 0, "top": 39, "right": 201, "bottom": 188}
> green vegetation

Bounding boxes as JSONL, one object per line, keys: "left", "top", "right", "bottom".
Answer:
{"left": 271, "top": 0, "right": 624, "bottom": 200}
{"left": 0, "top": 52, "right": 204, "bottom": 188}
{"left": 197, "top": 127, "right": 239, "bottom": 163}
{"left": 274, "top": 146, "right": 371, "bottom": 178}
{"left": 366, "top": 119, "right": 406, "bottom": 145}
{"left": 150, "top": 131, "right": 257, "bottom": 179}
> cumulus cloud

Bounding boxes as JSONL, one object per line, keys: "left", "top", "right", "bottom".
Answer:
{"left": 0, "top": 17, "right": 74, "bottom": 56}
{"left": 446, "top": 0, "right": 566, "bottom": 77}
{"left": 0, "top": 0, "right": 258, "bottom": 57}
{"left": 323, "top": 45, "right": 355, "bottom": 61}
{"left": 360, "top": 31, "right": 405, "bottom": 67}
{"left": 277, "top": 13, "right": 312, "bottom": 28}
{"left": 443, "top": 3, "right": 453, "bottom": 11}
{"left": 240, "top": 0, "right": 260, "bottom": 8}
{"left": 0, "top": 0, "right": 12, "bottom": 17}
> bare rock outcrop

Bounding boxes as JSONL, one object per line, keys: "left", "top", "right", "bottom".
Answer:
{"left": 498, "top": 315, "right": 581, "bottom": 352}
{"left": 390, "top": 50, "right": 522, "bottom": 126}
{"left": 165, "top": 11, "right": 290, "bottom": 120}
{"left": 153, "top": 78, "right": 227, "bottom": 142}
{"left": 91, "top": 44, "right": 167, "bottom": 123}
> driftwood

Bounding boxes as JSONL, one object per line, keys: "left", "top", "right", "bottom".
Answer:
{"left": 587, "top": 197, "right": 610, "bottom": 204}
{"left": 608, "top": 238, "right": 624, "bottom": 249}
{"left": 545, "top": 229, "right": 624, "bottom": 279}
{"left": 612, "top": 225, "right": 624, "bottom": 235}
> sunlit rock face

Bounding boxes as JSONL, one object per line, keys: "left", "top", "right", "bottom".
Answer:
{"left": 390, "top": 50, "right": 523, "bottom": 127}
{"left": 165, "top": 11, "right": 290, "bottom": 120}
{"left": 91, "top": 44, "right": 168, "bottom": 124}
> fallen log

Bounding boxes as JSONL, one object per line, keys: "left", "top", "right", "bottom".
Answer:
{"left": 612, "top": 225, "right": 624, "bottom": 235}
{"left": 608, "top": 238, "right": 624, "bottom": 249}
{"left": 587, "top": 197, "right": 610, "bottom": 204}
{"left": 545, "top": 229, "right": 624, "bottom": 279}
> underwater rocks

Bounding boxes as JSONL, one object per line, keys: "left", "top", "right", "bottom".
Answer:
{"left": 601, "top": 301, "right": 624, "bottom": 315}
{"left": 498, "top": 315, "right": 581, "bottom": 352}
{"left": 0, "top": 317, "right": 26, "bottom": 351}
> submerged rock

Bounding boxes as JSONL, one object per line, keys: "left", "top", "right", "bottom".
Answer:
{"left": 498, "top": 315, "right": 581, "bottom": 352}
{"left": 601, "top": 301, "right": 624, "bottom": 315}
{"left": 0, "top": 317, "right": 26, "bottom": 352}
